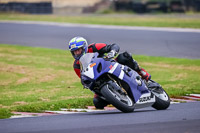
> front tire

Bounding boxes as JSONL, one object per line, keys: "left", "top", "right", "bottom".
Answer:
{"left": 151, "top": 86, "right": 170, "bottom": 110}
{"left": 100, "top": 84, "right": 134, "bottom": 113}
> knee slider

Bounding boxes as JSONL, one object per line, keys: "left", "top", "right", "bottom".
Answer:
{"left": 123, "top": 51, "right": 133, "bottom": 60}
{"left": 116, "top": 51, "right": 132, "bottom": 65}
{"left": 116, "top": 52, "right": 140, "bottom": 71}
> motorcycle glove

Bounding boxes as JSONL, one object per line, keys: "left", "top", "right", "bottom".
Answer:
{"left": 106, "top": 50, "right": 117, "bottom": 59}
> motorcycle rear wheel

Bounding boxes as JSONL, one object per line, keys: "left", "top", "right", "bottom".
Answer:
{"left": 100, "top": 83, "right": 134, "bottom": 113}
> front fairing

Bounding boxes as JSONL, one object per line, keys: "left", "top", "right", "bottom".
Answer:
{"left": 80, "top": 53, "right": 111, "bottom": 88}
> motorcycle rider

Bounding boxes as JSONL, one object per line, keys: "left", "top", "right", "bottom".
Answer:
{"left": 69, "top": 36, "right": 151, "bottom": 109}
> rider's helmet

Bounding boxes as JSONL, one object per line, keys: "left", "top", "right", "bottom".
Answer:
{"left": 69, "top": 36, "right": 88, "bottom": 60}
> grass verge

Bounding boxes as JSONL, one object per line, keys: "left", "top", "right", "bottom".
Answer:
{"left": 0, "top": 44, "right": 200, "bottom": 118}
{"left": 0, "top": 13, "right": 200, "bottom": 28}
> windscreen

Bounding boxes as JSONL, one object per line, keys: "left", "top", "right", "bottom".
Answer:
{"left": 79, "top": 53, "right": 95, "bottom": 71}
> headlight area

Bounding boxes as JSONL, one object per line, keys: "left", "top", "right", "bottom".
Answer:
{"left": 81, "top": 75, "right": 94, "bottom": 89}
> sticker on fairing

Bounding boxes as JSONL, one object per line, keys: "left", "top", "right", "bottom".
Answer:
{"left": 83, "top": 65, "right": 94, "bottom": 79}
{"left": 108, "top": 63, "right": 119, "bottom": 74}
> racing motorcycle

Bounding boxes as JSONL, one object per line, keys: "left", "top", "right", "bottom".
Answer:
{"left": 80, "top": 52, "right": 170, "bottom": 113}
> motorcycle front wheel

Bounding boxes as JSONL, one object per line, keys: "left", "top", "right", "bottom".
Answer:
{"left": 148, "top": 80, "right": 170, "bottom": 110}
{"left": 100, "top": 83, "right": 134, "bottom": 113}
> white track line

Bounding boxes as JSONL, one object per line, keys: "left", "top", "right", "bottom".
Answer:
{"left": 1, "top": 20, "right": 200, "bottom": 33}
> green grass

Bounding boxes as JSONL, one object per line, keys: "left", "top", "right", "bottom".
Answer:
{"left": 0, "top": 13, "right": 200, "bottom": 28}
{"left": 1, "top": 44, "right": 200, "bottom": 118}
{"left": 0, "top": 44, "right": 94, "bottom": 118}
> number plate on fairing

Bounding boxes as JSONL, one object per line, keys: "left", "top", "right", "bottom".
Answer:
{"left": 134, "top": 93, "right": 156, "bottom": 109}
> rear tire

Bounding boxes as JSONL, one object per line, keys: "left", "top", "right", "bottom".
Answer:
{"left": 100, "top": 84, "right": 134, "bottom": 113}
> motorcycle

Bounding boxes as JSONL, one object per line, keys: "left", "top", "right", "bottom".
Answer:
{"left": 80, "top": 52, "right": 170, "bottom": 113}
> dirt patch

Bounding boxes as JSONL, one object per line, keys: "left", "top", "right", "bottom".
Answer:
{"left": 16, "top": 77, "right": 30, "bottom": 84}
{"left": 142, "top": 62, "right": 200, "bottom": 71}
{"left": 39, "top": 75, "right": 56, "bottom": 82}
{"left": 0, "top": 47, "right": 31, "bottom": 55}
{"left": 0, "top": 80, "right": 13, "bottom": 86}
{"left": 0, "top": 62, "right": 78, "bottom": 85}
{"left": 13, "top": 101, "right": 27, "bottom": 105}
{"left": 60, "top": 95, "right": 91, "bottom": 100}
{"left": 0, "top": 63, "right": 28, "bottom": 74}
{"left": 0, "top": 104, "right": 10, "bottom": 109}
{"left": 38, "top": 97, "right": 50, "bottom": 102}
{"left": 50, "top": 61, "right": 72, "bottom": 68}
{"left": 170, "top": 73, "right": 188, "bottom": 81}
{"left": 166, "top": 84, "right": 187, "bottom": 89}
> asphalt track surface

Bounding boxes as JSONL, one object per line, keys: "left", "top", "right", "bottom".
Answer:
{"left": 0, "top": 21, "right": 200, "bottom": 59}
{"left": 0, "top": 21, "right": 200, "bottom": 132}
{"left": 0, "top": 102, "right": 200, "bottom": 133}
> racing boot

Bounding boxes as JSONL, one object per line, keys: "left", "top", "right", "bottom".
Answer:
{"left": 93, "top": 94, "right": 109, "bottom": 109}
{"left": 138, "top": 68, "right": 151, "bottom": 81}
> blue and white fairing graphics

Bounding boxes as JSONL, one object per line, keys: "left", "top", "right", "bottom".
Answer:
{"left": 107, "top": 62, "right": 150, "bottom": 102}
{"left": 80, "top": 52, "right": 150, "bottom": 103}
